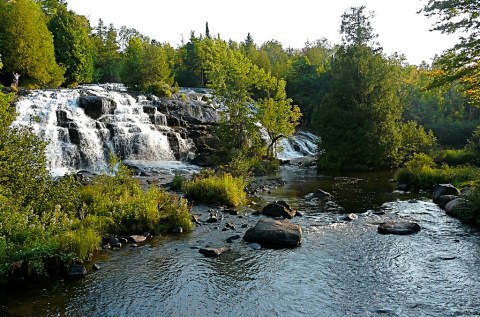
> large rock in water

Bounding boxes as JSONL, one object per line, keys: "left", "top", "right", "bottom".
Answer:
{"left": 79, "top": 95, "right": 117, "bottom": 119}
{"left": 243, "top": 218, "right": 302, "bottom": 247}
{"left": 378, "top": 221, "right": 420, "bottom": 235}
{"left": 261, "top": 201, "right": 296, "bottom": 219}
{"left": 433, "top": 184, "right": 460, "bottom": 203}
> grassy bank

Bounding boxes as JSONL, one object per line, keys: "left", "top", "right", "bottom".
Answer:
{"left": 0, "top": 166, "right": 192, "bottom": 283}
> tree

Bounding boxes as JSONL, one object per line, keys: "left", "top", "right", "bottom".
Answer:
{"left": 340, "top": 6, "right": 379, "bottom": 48}
{"left": 121, "top": 36, "right": 174, "bottom": 93}
{"left": 422, "top": 0, "right": 480, "bottom": 105}
{"left": 206, "top": 39, "right": 300, "bottom": 158}
{"left": 47, "top": 3, "right": 94, "bottom": 85}
{"left": 91, "top": 20, "right": 121, "bottom": 82}
{"left": 259, "top": 40, "right": 290, "bottom": 78}
{"left": 312, "top": 8, "right": 403, "bottom": 169}
{"left": 0, "top": 0, "right": 64, "bottom": 87}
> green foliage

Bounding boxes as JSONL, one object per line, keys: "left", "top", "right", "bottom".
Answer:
{"left": 121, "top": 36, "right": 174, "bottom": 92}
{"left": 422, "top": 0, "right": 480, "bottom": 105}
{"left": 0, "top": 0, "right": 65, "bottom": 87}
{"left": 79, "top": 166, "right": 192, "bottom": 233}
{"left": 340, "top": 6, "right": 378, "bottom": 47}
{"left": 58, "top": 228, "right": 100, "bottom": 263}
{"left": 206, "top": 38, "right": 301, "bottom": 159}
{"left": 47, "top": 3, "right": 94, "bottom": 86}
{"left": 398, "top": 121, "right": 437, "bottom": 163}
{"left": 396, "top": 153, "right": 480, "bottom": 189}
{"left": 184, "top": 171, "right": 247, "bottom": 207}
{"left": 170, "top": 174, "right": 185, "bottom": 191}
{"left": 91, "top": 19, "right": 121, "bottom": 83}
{"left": 313, "top": 44, "right": 403, "bottom": 169}
{"left": 435, "top": 149, "right": 479, "bottom": 166}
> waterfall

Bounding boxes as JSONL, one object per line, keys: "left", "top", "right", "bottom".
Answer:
{"left": 276, "top": 131, "right": 319, "bottom": 160}
{"left": 12, "top": 85, "right": 194, "bottom": 176}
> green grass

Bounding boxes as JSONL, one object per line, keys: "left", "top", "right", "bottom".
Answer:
{"left": 183, "top": 172, "right": 247, "bottom": 207}
{"left": 396, "top": 153, "right": 480, "bottom": 190}
{"left": 0, "top": 165, "right": 193, "bottom": 283}
{"left": 435, "top": 149, "right": 478, "bottom": 166}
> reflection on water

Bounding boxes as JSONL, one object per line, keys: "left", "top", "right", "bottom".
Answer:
{"left": 1, "top": 168, "right": 479, "bottom": 316}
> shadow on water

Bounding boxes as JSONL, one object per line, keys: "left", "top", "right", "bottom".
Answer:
{"left": 1, "top": 166, "right": 480, "bottom": 316}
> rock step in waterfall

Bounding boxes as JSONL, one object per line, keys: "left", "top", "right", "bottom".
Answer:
{"left": 13, "top": 85, "right": 318, "bottom": 176}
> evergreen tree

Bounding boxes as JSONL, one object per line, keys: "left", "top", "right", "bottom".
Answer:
{"left": 91, "top": 20, "right": 121, "bottom": 82}
{"left": 312, "top": 7, "right": 403, "bottom": 169}
{"left": 0, "top": 0, "right": 64, "bottom": 87}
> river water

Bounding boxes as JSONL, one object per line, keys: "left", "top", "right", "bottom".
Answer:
{"left": 1, "top": 165, "right": 479, "bottom": 316}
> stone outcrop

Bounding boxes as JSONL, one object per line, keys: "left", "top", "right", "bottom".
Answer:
{"left": 243, "top": 218, "right": 303, "bottom": 247}
{"left": 79, "top": 95, "right": 117, "bottom": 119}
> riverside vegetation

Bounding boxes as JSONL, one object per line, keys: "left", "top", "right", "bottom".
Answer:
{"left": 1, "top": 0, "right": 480, "bottom": 282}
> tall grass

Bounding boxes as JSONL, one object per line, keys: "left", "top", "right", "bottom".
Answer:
{"left": 396, "top": 153, "right": 480, "bottom": 190}
{"left": 184, "top": 172, "right": 247, "bottom": 207}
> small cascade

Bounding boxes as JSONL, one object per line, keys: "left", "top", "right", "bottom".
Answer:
{"left": 12, "top": 85, "right": 194, "bottom": 176}
{"left": 276, "top": 131, "right": 319, "bottom": 160}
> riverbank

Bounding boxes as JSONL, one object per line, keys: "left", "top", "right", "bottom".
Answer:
{"left": 1, "top": 166, "right": 479, "bottom": 316}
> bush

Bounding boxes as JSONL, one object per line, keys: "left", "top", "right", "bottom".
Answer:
{"left": 183, "top": 172, "right": 247, "bottom": 207}
{"left": 435, "top": 149, "right": 479, "bottom": 166}
{"left": 148, "top": 81, "right": 172, "bottom": 97}
{"left": 58, "top": 228, "right": 100, "bottom": 263}
{"left": 170, "top": 174, "right": 184, "bottom": 191}
{"left": 396, "top": 153, "right": 480, "bottom": 190}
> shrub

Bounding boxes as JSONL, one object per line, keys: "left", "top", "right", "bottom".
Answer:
{"left": 435, "top": 149, "right": 478, "bottom": 166}
{"left": 58, "top": 228, "right": 100, "bottom": 263}
{"left": 183, "top": 172, "right": 247, "bottom": 207}
{"left": 396, "top": 153, "right": 480, "bottom": 190}
{"left": 170, "top": 174, "right": 184, "bottom": 191}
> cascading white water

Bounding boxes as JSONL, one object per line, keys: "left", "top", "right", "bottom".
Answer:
{"left": 276, "top": 130, "right": 319, "bottom": 160}
{"left": 12, "top": 85, "right": 194, "bottom": 176}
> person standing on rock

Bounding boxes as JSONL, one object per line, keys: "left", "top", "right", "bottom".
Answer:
{"left": 12, "top": 72, "right": 20, "bottom": 89}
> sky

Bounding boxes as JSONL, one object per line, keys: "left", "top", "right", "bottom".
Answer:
{"left": 66, "top": 0, "right": 460, "bottom": 65}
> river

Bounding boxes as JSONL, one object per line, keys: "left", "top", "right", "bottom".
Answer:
{"left": 1, "top": 165, "right": 479, "bottom": 316}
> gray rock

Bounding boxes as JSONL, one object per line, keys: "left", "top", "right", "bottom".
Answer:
{"left": 342, "top": 213, "right": 358, "bottom": 221}
{"left": 243, "top": 218, "right": 303, "bottom": 247}
{"left": 433, "top": 184, "right": 460, "bottom": 203}
{"left": 304, "top": 189, "right": 332, "bottom": 200}
{"left": 92, "top": 263, "right": 101, "bottom": 271}
{"left": 445, "top": 198, "right": 473, "bottom": 223}
{"left": 261, "top": 201, "right": 296, "bottom": 219}
{"left": 172, "top": 227, "right": 184, "bottom": 234}
{"left": 129, "top": 235, "right": 147, "bottom": 243}
{"left": 225, "top": 235, "right": 242, "bottom": 243}
{"left": 199, "top": 247, "right": 231, "bottom": 257}
{"left": 79, "top": 95, "right": 116, "bottom": 119}
{"left": 437, "top": 195, "right": 459, "bottom": 209}
{"left": 67, "top": 263, "right": 87, "bottom": 278}
{"left": 226, "top": 222, "right": 235, "bottom": 230}
{"left": 377, "top": 221, "right": 421, "bottom": 235}
{"left": 248, "top": 243, "right": 262, "bottom": 250}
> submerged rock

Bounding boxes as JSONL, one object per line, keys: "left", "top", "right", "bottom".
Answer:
{"left": 67, "top": 263, "right": 87, "bottom": 278}
{"left": 377, "top": 221, "right": 420, "bottom": 235}
{"left": 304, "top": 189, "right": 332, "bottom": 200}
{"left": 342, "top": 213, "right": 358, "bottom": 221}
{"left": 243, "top": 218, "right": 303, "bottom": 247}
{"left": 261, "top": 201, "right": 296, "bottom": 219}
{"left": 199, "top": 247, "right": 231, "bottom": 257}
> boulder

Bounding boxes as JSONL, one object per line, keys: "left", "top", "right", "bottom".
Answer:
{"left": 433, "top": 184, "right": 460, "bottom": 203}
{"left": 445, "top": 198, "right": 473, "bottom": 223}
{"left": 261, "top": 201, "right": 296, "bottom": 219}
{"left": 67, "top": 263, "right": 87, "bottom": 278}
{"left": 342, "top": 213, "right": 358, "bottom": 221}
{"left": 199, "top": 247, "right": 231, "bottom": 257}
{"left": 225, "top": 235, "right": 241, "bottom": 243}
{"left": 304, "top": 189, "right": 332, "bottom": 200}
{"left": 437, "top": 195, "right": 459, "bottom": 210}
{"left": 243, "top": 218, "right": 303, "bottom": 247}
{"left": 79, "top": 95, "right": 117, "bottom": 119}
{"left": 377, "top": 221, "right": 420, "bottom": 235}
{"left": 129, "top": 235, "right": 147, "bottom": 243}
